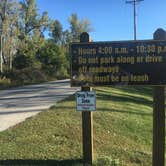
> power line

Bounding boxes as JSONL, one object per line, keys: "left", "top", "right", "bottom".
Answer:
{"left": 126, "top": 0, "right": 144, "bottom": 40}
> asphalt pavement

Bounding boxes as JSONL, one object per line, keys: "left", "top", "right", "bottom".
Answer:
{"left": 0, "top": 79, "right": 78, "bottom": 132}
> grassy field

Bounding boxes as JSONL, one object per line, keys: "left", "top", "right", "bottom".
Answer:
{"left": 0, "top": 86, "right": 165, "bottom": 165}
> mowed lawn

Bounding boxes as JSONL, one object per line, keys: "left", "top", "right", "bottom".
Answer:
{"left": 0, "top": 86, "right": 165, "bottom": 165}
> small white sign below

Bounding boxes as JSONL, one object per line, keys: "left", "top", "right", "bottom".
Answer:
{"left": 76, "top": 91, "right": 96, "bottom": 111}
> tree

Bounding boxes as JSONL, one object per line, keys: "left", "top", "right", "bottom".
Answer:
{"left": 18, "top": 0, "right": 48, "bottom": 36}
{"left": 68, "top": 13, "right": 93, "bottom": 42}
{"left": 58, "top": 13, "right": 93, "bottom": 75}
{"left": 0, "top": 0, "right": 19, "bottom": 73}
{"left": 15, "top": 0, "right": 48, "bottom": 69}
{"left": 37, "top": 40, "right": 68, "bottom": 77}
{"left": 49, "top": 19, "right": 63, "bottom": 44}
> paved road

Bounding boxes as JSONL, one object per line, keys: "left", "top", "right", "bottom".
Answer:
{"left": 0, "top": 79, "right": 78, "bottom": 132}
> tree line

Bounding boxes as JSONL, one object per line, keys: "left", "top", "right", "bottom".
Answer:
{"left": 0, "top": 0, "right": 92, "bottom": 84}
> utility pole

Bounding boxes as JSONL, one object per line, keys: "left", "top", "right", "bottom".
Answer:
{"left": 126, "top": 0, "right": 144, "bottom": 40}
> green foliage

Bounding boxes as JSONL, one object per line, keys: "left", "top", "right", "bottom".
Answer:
{"left": 19, "top": 0, "right": 48, "bottom": 36}
{"left": 0, "top": 77, "right": 11, "bottom": 89}
{"left": 13, "top": 38, "right": 42, "bottom": 70}
{"left": 17, "top": 0, "right": 48, "bottom": 67}
{"left": 49, "top": 19, "right": 63, "bottom": 44}
{"left": 0, "top": 0, "right": 93, "bottom": 84}
{"left": 68, "top": 13, "right": 93, "bottom": 42}
{"left": 8, "top": 67, "right": 47, "bottom": 85}
{"left": 13, "top": 53, "right": 36, "bottom": 70}
{"left": 37, "top": 40, "right": 68, "bottom": 78}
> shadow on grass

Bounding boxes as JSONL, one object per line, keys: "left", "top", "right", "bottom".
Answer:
{"left": 96, "top": 86, "right": 153, "bottom": 97}
{"left": 55, "top": 87, "right": 153, "bottom": 108}
{"left": 0, "top": 159, "right": 83, "bottom": 166}
{"left": 116, "top": 86, "right": 153, "bottom": 96}
{"left": 57, "top": 94, "right": 76, "bottom": 103}
{"left": 54, "top": 106, "right": 152, "bottom": 117}
{"left": 97, "top": 93, "right": 153, "bottom": 107}
{"left": 51, "top": 86, "right": 155, "bottom": 117}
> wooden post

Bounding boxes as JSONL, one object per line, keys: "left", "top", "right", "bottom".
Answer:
{"left": 153, "top": 28, "right": 165, "bottom": 166}
{"left": 80, "top": 32, "right": 94, "bottom": 165}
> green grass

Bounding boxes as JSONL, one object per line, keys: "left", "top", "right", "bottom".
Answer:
{"left": 0, "top": 86, "right": 165, "bottom": 166}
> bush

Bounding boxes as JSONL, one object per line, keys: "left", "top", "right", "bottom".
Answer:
{"left": 13, "top": 54, "right": 36, "bottom": 70}
{"left": 94, "top": 156, "right": 122, "bottom": 166}
{"left": 37, "top": 40, "right": 68, "bottom": 78}
{"left": 8, "top": 68, "right": 47, "bottom": 85}
{"left": 0, "top": 77, "right": 11, "bottom": 89}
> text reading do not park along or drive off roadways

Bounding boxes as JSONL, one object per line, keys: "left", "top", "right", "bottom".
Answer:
{"left": 71, "top": 40, "right": 166, "bottom": 86}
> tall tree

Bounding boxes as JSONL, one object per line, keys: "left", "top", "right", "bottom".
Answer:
{"left": 15, "top": 0, "right": 48, "bottom": 69}
{"left": 19, "top": 0, "right": 48, "bottom": 36}
{"left": 59, "top": 13, "right": 93, "bottom": 74}
{"left": 0, "top": 0, "right": 20, "bottom": 72}
{"left": 49, "top": 19, "right": 63, "bottom": 44}
{"left": 68, "top": 13, "right": 93, "bottom": 42}
{"left": 37, "top": 39, "right": 68, "bottom": 77}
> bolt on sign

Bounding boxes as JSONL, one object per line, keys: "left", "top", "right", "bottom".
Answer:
{"left": 76, "top": 91, "right": 96, "bottom": 111}
{"left": 70, "top": 40, "right": 166, "bottom": 86}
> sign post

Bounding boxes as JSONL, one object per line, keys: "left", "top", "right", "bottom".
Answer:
{"left": 152, "top": 28, "right": 165, "bottom": 166}
{"left": 80, "top": 32, "right": 94, "bottom": 165}
{"left": 71, "top": 30, "right": 166, "bottom": 165}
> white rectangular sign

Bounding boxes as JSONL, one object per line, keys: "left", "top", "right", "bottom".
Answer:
{"left": 76, "top": 91, "right": 96, "bottom": 111}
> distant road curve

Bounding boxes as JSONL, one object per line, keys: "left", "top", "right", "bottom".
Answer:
{"left": 0, "top": 79, "right": 79, "bottom": 132}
